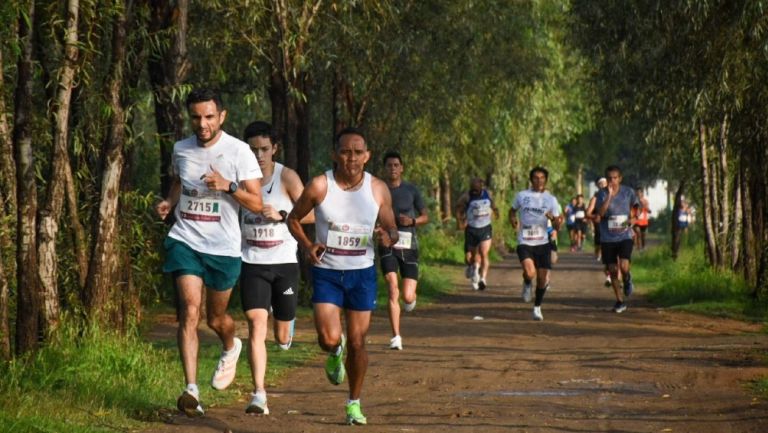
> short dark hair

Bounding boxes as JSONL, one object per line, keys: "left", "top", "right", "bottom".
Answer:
{"left": 243, "top": 121, "right": 276, "bottom": 143}
{"left": 529, "top": 166, "right": 549, "bottom": 181}
{"left": 334, "top": 127, "right": 366, "bottom": 150}
{"left": 605, "top": 165, "right": 622, "bottom": 177}
{"left": 186, "top": 88, "right": 224, "bottom": 111}
{"left": 382, "top": 150, "right": 402, "bottom": 165}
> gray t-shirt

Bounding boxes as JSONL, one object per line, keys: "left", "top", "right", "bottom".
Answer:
{"left": 389, "top": 181, "right": 426, "bottom": 248}
{"left": 595, "top": 185, "right": 639, "bottom": 243}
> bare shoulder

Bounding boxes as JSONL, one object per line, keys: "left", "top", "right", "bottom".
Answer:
{"left": 370, "top": 175, "right": 391, "bottom": 202}
{"left": 281, "top": 164, "right": 304, "bottom": 187}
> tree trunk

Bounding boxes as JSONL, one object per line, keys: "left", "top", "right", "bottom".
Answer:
{"left": 698, "top": 122, "right": 718, "bottom": 266}
{"left": 717, "top": 114, "right": 730, "bottom": 266}
{"left": 440, "top": 172, "right": 452, "bottom": 222}
{"left": 148, "top": 0, "right": 189, "bottom": 198}
{"left": 671, "top": 182, "right": 685, "bottom": 260}
{"left": 731, "top": 168, "right": 742, "bottom": 270}
{"left": 296, "top": 75, "right": 311, "bottom": 182}
{"left": 741, "top": 173, "right": 756, "bottom": 286}
{"left": 84, "top": 0, "right": 128, "bottom": 324}
{"left": 37, "top": 0, "right": 80, "bottom": 335}
{"left": 0, "top": 46, "right": 17, "bottom": 214}
{"left": 14, "top": 0, "right": 40, "bottom": 355}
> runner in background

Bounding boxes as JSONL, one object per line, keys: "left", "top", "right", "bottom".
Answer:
{"left": 572, "top": 194, "right": 587, "bottom": 251}
{"left": 594, "top": 165, "right": 640, "bottom": 313}
{"left": 565, "top": 197, "right": 577, "bottom": 251}
{"left": 455, "top": 178, "right": 499, "bottom": 290}
{"left": 586, "top": 177, "right": 612, "bottom": 287}
{"left": 379, "top": 151, "right": 429, "bottom": 351}
{"left": 632, "top": 187, "right": 651, "bottom": 250}
{"left": 239, "top": 121, "right": 313, "bottom": 415}
{"left": 509, "top": 166, "right": 562, "bottom": 321}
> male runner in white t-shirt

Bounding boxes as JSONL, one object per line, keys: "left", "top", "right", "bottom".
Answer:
{"left": 509, "top": 167, "right": 562, "bottom": 321}
{"left": 155, "top": 88, "right": 263, "bottom": 417}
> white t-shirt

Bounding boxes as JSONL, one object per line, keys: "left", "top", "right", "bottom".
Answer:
{"left": 167, "top": 132, "right": 262, "bottom": 257}
{"left": 241, "top": 163, "right": 298, "bottom": 264}
{"left": 512, "top": 189, "right": 561, "bottom": 246}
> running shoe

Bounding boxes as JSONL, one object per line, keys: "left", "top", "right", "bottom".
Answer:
{"left": 478, "top": 278, "right": 487, "bottom": 291}
{"left": 325, "top": 334, "right": 346, "bottom": 385}
{"left": 345, "top": 401, "right": 367, "bottom": 425}
{"left": 604, "top": 275, "right": 612, "bottom": 287}
{"left": 532, "top": 306, "right": 543, "bottom": 321}
{"left": 522, "top": 280, "right": 533, "bottom": 303}
{"left": 471, "top": 273, "right": 480, "bottom": 290}
{"left": 245, "top": 391, "right": 269, "bottom": 415}
{"left": 623, "top": 274, "right": 634, "bottom": 297}
{"left": 389, "top": 335, "right": 402, "bottom": 350}
{"left": 278, "top": 319, "right": 295, "bottom": 351}
{"left": 211, "top": 337, "right": 242, "bottom": 390}
{"left": 464, "top": 264, "right": 473, "bottom": 279}
{"left": 177, "top": 387, "right": 205, "bottom": 417}
{"left": 613, "top": 301, "right": 627, "bottom": 313}
{"left": 403, "top": 300, "right": 417, "bottom": 312}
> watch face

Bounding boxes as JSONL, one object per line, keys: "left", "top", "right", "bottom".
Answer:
{"left": 229, "top": 182, "right": 238, "bottom": 193}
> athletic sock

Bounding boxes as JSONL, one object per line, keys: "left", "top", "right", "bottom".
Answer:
{"left": 347, "top": 399, "right": 360, "bottom": 405}
{"left": 333, "top": 343, "right": 343, "bottom": 356}
{"left": 534, "top": 287, "right": 547, "bottom": 306}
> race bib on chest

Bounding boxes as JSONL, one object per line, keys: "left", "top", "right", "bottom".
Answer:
{"left": 243, "top": 221, "right": 285, "bottom": 248}
{"left": 179, "top": 192, "right": 221, "bottom": 222}
{"left": 472, "top": 202, "right": 491, "bottom": 217}
{"left": 608, "top": 215, "right": 629, "bottom": 233}
{"left": 574, "top": 210, "right": 585, "bottom": 219}
{"left": 393, "top": 231, "right": 413, "bottom": 249}
{"left": 522, "top": 224, "right": 546, "bottom": 241}
{"left": 327, "top": 223, "right": 371, "bottom": 256}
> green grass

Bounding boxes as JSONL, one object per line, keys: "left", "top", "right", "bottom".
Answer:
{"left": 630, "top": 244, "right": 764, "bottom": 321}
{"left": 0, "top": 319, "right": 318, "bottom": 433}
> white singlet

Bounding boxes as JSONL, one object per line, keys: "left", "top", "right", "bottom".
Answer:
{"left": 167, "top": 132, "right": 262, "bottom": 257}
{"left": 512, "top": 189, "right": 561, "bottom": 246}
{"left": 314, "top": 170, "right": 379, "bottom": 270}
{"left": 241, "top": 163, "right": 298, "bottom": 264}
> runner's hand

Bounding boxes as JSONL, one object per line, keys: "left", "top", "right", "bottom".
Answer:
{"left": 262, "top": 204, "right": 280, "bottom": 221}
{"left": 155, "top": 199, "right": 172, "bottom": 220}
{"left": 201, "top": 165, "right": 229, "bottom": 191}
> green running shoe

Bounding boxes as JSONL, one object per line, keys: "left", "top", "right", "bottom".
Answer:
{"left": 345, "top": 401, "right": 367, "bottom": 425}
{"left": 325, "top": 334, "right": 346, "bottom": 385}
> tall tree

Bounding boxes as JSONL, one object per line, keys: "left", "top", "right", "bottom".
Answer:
{"left": 13, "top": 0, "right": 39, "bottom": 355}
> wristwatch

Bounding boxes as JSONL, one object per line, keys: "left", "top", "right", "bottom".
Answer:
{"left": 278, "top": 210, "right": 288, "bottom": 222}
{"left": 226, "top": 181, "right": 238, "bottom": 194}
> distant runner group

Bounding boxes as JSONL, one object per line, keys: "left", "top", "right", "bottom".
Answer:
{"left": 155, "top": 87, "right": 650, "bottom": 426}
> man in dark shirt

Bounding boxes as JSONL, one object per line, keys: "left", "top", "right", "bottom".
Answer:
{"left": 379, "top": 151, "right": 429, "bottom": 351}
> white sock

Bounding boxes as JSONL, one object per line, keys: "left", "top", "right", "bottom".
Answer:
{"left": 347, "top": 399, "right": 360, "bottom": 406}
{"left": 186, "top": 383, "right": 199, "bottom": 395}
{"left": 333, "top": 344, "right": 343, "bottom": 356}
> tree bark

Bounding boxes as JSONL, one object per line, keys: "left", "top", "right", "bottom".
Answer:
{"left": 741, "top": 173, "right": 756, "bottom": 286}
{"left": 731, "top": 167, "right": 742, "bottom": 270}
{"left": 37, "top": 0, "right": 80, "bottom": 335}
{"left": 717, "top": 114, "right": 729, "bottom": 266}
{"left": 440, "top": 171, "right": 452, "bottom": 222}
{"left": 148, "top": 0, "right": 189, "bottom": 197}
{"left": 14, "top": 0, "right": 40, "bottom": 355}
{"left": 671, "top": 182, "right": 685, "bottom": 260}
{"left": 698, "top": 122, "right": 718, "bottom": 266}
{"left": 84, "top": 0, "right": 128, "bottom": 324}
{"left": 0, "top": 46, "right": 17, "bottom": 214}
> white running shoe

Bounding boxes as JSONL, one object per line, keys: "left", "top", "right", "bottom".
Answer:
{"left": 522, "top": 281, "right": 533, "bottom": 303}
{"left": 278, "top": 319, "right": 295, "bottom": 351}
{"left": 177, "top": 386, "right": 204, "bottom": 417}
{"left": 389, "top": 335, "right": 403, "bottom": 350}
{"left": 403, "top": 300, "right": 417, "bottom": 312}
{"left": 532, "top": 306, "right": 543, "bottom": 321}
{"left": 211, "top": 337, "right": 242, "bottom": 390}
{"left": 245, "top": 391, "right": 269, "bottom": 415}
{"left": 471, "top": 274, "right": 480, "bottom": 290}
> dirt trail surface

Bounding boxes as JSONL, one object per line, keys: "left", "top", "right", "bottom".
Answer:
{"left": 147, "top": 251, "right": 768, "bottom": 433}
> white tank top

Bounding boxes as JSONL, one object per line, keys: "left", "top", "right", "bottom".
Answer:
{"left": 314, "top": 170, "right": 379, "bottom": 270}
{"left": 241, "top": 163, "right": 298, "bottom": 264}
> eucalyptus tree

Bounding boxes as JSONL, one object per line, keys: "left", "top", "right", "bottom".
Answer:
{"left": 569, "top": 1, "right": 768, "bottom": 295}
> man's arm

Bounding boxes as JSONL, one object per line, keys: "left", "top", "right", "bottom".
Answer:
{"left": 282, "top": 166, "right": 315, "bottom": 224}
{"left": 508, "top": 206, "right": 518, "bottom": 230}
{"left": 372, "top": 177, "right": 398, "bottom": 247}
{"left": 287, "top": 174, "right": 326, "bottom": 264}
{"left": 155, "top": 176, "right": 181, "bottom": 220}
{"left": 201, "top": 168, "right": 263, "bottom": 214}
{"left": 455, "top": 193, "right": 469, "bottom": 229}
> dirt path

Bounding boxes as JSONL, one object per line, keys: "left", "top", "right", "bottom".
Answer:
{"left": 148, "top": 250, "right": 768, "bottom": 433}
